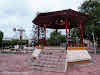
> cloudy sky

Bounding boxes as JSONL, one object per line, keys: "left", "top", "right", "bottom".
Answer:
{"left": 0, "top": 0, "right": 86, "bottom": 39}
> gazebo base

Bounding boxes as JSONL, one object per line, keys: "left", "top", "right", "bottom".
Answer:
{"left": 32, "top": 46, "right": 92, "bottom": 67}
{"left": 67, "top": 47, "right": 91, "bottom": 65}
{"left": 68, "top": 59, "right": 90, "bottom": 65}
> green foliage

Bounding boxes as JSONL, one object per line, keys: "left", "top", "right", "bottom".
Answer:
{"left": 79, "top": 0, "right": 100, "bottom": 41}
{"left": 17, "top": 40, "right": 28, "bottom": 45}
{"left": 71, "top": 28, "right": 80, "bottom": 37}
{"left": 2, "top": 39, "right": 28, "bottom": 47}
{"left": 0, "top": 31, "right": 3, "bottom": 41}
{"left": 0, "top": 31, "right": 3, "bottom": 47}
{"left": 47, "top": 30, "right": 66, "bottom": 46}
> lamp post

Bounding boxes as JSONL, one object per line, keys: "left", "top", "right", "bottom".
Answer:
{"left": 92, "top": 32, "right": 96, "bottom": 54}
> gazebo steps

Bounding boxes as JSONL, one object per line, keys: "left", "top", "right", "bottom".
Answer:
{"left": 32, "top": 47, "right": 67, "bottom": 72}
{"left": 32, "top": 63, "right": 65, "bottom": 68}
{"left": 33, "top": 67, "right": 65, "bottom": 72}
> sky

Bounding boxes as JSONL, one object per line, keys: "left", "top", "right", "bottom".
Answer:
{"left": 0, "top": 0, "right": 86, "bottom": 39}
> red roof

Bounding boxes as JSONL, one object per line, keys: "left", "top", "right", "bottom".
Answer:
{"left": 32, "top": 9, "right": 88, "bottom": 29}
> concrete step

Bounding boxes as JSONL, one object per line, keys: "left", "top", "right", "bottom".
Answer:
{"left": 44, "top": 47, "right": 65, "bottom": 50}
{"left": 32, "top": 47, "right": 67, "bottom": 72}
{"left": 42, "top": 50, "right": 65, "bottom": 52}
{"left": 32, "top": 63, "right": 67, "bottom": 72}
{"left": 40, "top": 57, "right": 66, "bottom": 61}
{"left": 33, "top": 67, "right": 66, "bottom": 72}
{"left": 39, "top": 54, "right": 66, "bottom": 58}
{"left": 32, "top": 63, "right": 65, "bottom": 68}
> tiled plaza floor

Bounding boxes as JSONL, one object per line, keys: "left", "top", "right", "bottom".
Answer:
{"left": 0, "top": 53, "right": 99, "bottom": 75}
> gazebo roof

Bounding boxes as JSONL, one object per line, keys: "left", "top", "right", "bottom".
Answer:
{"left": 32, "top": 9, "right": 88, "bottom": 29}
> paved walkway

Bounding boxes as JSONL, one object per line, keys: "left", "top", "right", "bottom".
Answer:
{"left": 0, "top": 53, "right": 99, "bottom": 75}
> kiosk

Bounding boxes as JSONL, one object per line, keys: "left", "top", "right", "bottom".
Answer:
{"left": 33, "top": 9, "right": 91, "bottom": 65}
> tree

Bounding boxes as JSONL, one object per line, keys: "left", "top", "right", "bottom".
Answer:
{"left": 47, "top": 30, "right": 66, "bottom": 46}
{"left": 79, "top": 0, "right": 100, "bottom": 41}
{"left": 0, "top": 31, "right": 3, "bottom": 47}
